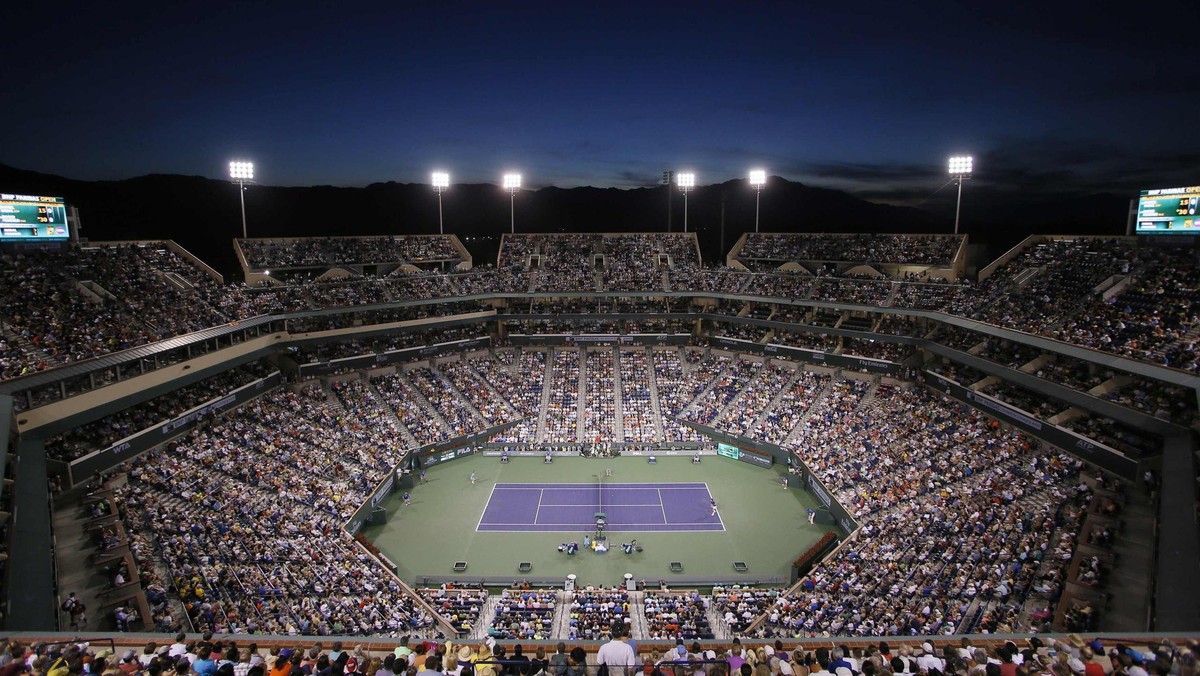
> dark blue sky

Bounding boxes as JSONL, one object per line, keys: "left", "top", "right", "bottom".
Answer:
{"left": 3, "top": 1, "right": 1197, "bottom": 203}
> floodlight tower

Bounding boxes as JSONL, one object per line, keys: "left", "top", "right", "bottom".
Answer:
{"left": 229, "top": 161, "right": 254, "bottom": 239}
{"left": 431, "top": 171, "right": 450, "bottom": 235}
{"left": 677, "top": 172, "right": 696, "bottom": 233}
{"left": 948, "top": 156, "right": 973, "bottom": 235}
{"left": 503, "top": 173, "right": 522, "bottom": 233}
{"left": 749, "top": 169, "right": 767, "bottom": 232}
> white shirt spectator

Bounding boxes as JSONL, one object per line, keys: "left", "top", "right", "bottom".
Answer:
{"left": 596, "top": 637, "right": 636, "bottom": 676}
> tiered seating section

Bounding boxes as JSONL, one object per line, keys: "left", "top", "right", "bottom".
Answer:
{"left": 568, "top": 588, "right": 632, "bottom": 640}
{"left": 57, "top": 330, "right": 1138, "bottom": 640}
{"left": 489, "top": 589, "right": 557, "bottom": 639}
{"left": 498, "top": 232, "right": 701, "bottom": 293}
{"left": 3, "top": 235, "right": 1197, "bottom": 395}
{"left": 417, "top": 586, "right": 486, "bottom": 635}
{"left": 238, "top": 235, "right": 464, "bottom": 270}
{"left": 736, "top": 233, "right": 963, "bottom": 268}
{"left": 114, "top": 386, "right": 431, "bottom": 635}
{"left": 44, "top": 361, "right": 276, "bottom": 461}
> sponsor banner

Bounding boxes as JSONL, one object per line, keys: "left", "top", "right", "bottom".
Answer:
{"left": 924, "top": 370, "right": 1139, "bottom": 479}
{"left": 371, "top": 472, "right": 395, "bottom": 507}
{"left": 806, "top": 473, "right": 833, "bottom": 507}
{"left": 737, "top": 447, "right": 774, "bottom": 468}
{"left": 717, "top": 443, "right": 740, "bottom": 460}
{"left": 68, "top": 372, "right": 283, "bottom": 484}
{"left": 965, "top": 390, "right": 1043, "bottom": 430}
{"left": 416, "top": 421, "right": 520, "bottom": 464}
{"left": 710, "top": 337, "right": 899, "bottom": 375}
{"left": 299, "top": 337, "right": 490, "bottom": 376}
{"left": 508, "top": 334, "right": 690, "bottom": 346}
{"left": 681, "top": 418, "right": 855, "bottom": 533}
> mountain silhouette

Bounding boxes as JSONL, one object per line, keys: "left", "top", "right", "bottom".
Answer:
{"left": 0, "top": 164, "right": 1129, "bottom": 279}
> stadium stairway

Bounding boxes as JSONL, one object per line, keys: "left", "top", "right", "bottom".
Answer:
{"left": 706, "top": 603, "right": 731, "bottom": 640}
{"left": 431, "top": 363, "right": 490, "bottom": 428}
{"left": 681, "top": 357, "right": 735, "bottom": 414}
{"left": 743, "top": 368, "right": 802, "bottom": 437}
{"left": 369, "top": 381, "right": 421, "bottom": 448}
{"left": 0, "top": 324, "right": 55, "bottom": 372}
{"left": 393, "top": 370, "right": 455, "bottom": 438}
{"left": 534, "top": 350, "right": 556, "bottom": 443}
{"left": 576, "top": 349, "right": 588, "bottom": 442}
{"left": 780, "top": 376, "right": 836, "bottom": 446}
{"left": 471, "top": 595, "right": 500, "bottom": 640}
{"left": 883, "top": 281, "right": 901, "bottom": 307}
{"left": 555, "top": 590, "right": 573, "bottom": 638}
{"left": 643, "top": 350, "right": 668, "bottom": 442}
{"left": 628, "top": 590, "right": 649, "bottom": 640}
{"left": 463, "top": 358, "right": 522, "bottom": 421}
{"left": 55, "top": 484, "right": 116, "bottom": 632}
{"left": 1103, "top": 483, "right": 1155, "bottom": 631}
{"left": 611, "top": 348, "right": 626, "bottom": 441}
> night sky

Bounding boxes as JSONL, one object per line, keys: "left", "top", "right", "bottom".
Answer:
{"left": 3, "top": 1, "right": 1197, "bottom": 205}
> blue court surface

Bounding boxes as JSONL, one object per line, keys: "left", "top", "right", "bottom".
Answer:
{"left": 477, "top": 482, "right": 725, "bottom": 532}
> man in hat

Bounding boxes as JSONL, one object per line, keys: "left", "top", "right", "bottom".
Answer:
{"left": 916, "top": 644, "right": 943, "bottom": 674}
{"left": 474, "top": 640, "right": 496, "bottom": 676}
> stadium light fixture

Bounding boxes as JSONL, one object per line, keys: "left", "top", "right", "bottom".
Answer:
{"left": 749, "top": 169, "right": 767, "bottom": 232}
{"left": 503, "top": 172, "right": 522, "bottom": 233}
{"left": 432, "top": 171, "right": 450, "bottom": 235}
{"left": 948, "top": 155, "right": 973, "bottom": 235}
{"left": 229, "top": 161, "right": 254, "bottom": 239}
{"left": 677, "top": 172, "right": 695, "bottom": 233}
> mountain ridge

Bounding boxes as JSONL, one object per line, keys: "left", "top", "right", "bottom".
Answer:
{"left": 0, "top": 164, "right": 1130, "bottom": 279}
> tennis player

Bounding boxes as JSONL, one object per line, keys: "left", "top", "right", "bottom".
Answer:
{"left": 470, "top": 472, "right": 477, "bottom": 485}
{"left": 710, "top": 498, "right": 718, "bottom": 516}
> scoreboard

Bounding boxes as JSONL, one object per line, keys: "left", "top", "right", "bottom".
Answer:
{"left": 1135, "top": 185, "right": 1200, "bottom": 235}
{"left": 0, "top": 194, "right": 70, "bottom": 241}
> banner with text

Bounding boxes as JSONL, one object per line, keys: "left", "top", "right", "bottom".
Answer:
{"left": 923, "top": 371, "right": 1139, "bottom": 479}
{"left": 68, "top": 372, "right": 283, "bottom": 484}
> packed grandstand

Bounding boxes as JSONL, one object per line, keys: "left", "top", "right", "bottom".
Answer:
{"left": 1, "top": 230, "right": 1197, "bottom": 649}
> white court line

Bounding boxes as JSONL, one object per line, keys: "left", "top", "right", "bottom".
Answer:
{"left": 656, "top": 489, "right": 669, "bottom": 524}
{"left": 491, "top": 483, "right": 712, "bottom": 489}
{"left": 477, "top": 522, "right": 726, "bottom": 527}
{"left": 475, "top": 482, "right": 499, "bottom": 531}
{"left": 533, "top": 488, "right": 544, "bottom": 524}
{"left": 539, "top": 503, "right": 668, "bottom": 507}
{"left": 705, "top": 482, "right": 727, "bottom": 531}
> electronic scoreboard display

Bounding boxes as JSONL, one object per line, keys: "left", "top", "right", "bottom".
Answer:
{"left": 1135, "top": 186, "right": 1200, "bottom": 235}
{"left": 0, "top": 194, "right": 70, "bottom": 241}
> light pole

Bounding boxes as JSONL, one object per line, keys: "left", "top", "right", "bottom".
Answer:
{"left": 749, "top": 169, "right": 766, "bottom": 232}
{"left": 948, "top": 156, "right": 973, "bottom": 235}
{"left": 229, "top": 161, "right": 254, "bottom": 239}
{"left": 662, "top": 171, "right": 674, "bottom": 232}
{"left": 503, "top": 173, "right": 522, "bottom": 233}
{"left": 432, "top": 171, "right": 449, "bottom": 235}
{"left": 677, "top": 172, "right": 695, "bottom": 233}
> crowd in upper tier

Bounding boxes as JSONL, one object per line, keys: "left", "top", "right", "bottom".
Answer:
{"left": 3, "top": 235, "right": 1195, "bottom": 400}
{"left": 238, "top": 235, "right": 463, "bottom": 270}
{"left": 736, "top": 233, "right": 963, "bottom": 268}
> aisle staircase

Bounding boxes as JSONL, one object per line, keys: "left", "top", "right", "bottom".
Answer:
{"left": 643, "top": 350, "right": 668, "bottom": 442}
{"left": 361, "top": 380, "right": 421, "bottom": 449}
{"left": 611, "top": 347, "right": 626, "bottom": 441}
{"left": 533, "top": 350, "right": 556, "bottom": 443}
{"left": 1103, "top": 484, "right": 1156, "bottom": 631}
{"left": 576, "top": 349, "right": 589, "bottom": 442}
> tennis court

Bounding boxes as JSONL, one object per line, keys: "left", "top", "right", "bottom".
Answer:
{"left": 477, "top": 481, "right": 725, "bottom": 532}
